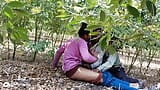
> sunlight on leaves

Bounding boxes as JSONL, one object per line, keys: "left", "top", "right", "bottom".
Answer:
{"left": 31, "top": 7, "right": 41, "bottom": 14}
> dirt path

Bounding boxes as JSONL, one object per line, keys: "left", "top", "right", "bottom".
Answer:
{"left": 0, "top": 60, "right": 112, "bottom": 90}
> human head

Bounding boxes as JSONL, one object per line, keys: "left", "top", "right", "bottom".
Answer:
{"left": 91, "top": 27, "right": 103, "bottom": 39}
{"left": 78, "top": 22, "right": 90, "bottom": 42}
{"left": 89, "top": 27, "right": 104, "bottom": 47}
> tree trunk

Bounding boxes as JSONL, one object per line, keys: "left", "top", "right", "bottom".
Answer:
{"left": 127, "top": 48, "right": 140, "bottom": 74}
{"left": 33, "top": 16, "right": 38, "bottom": 61}
{"left": 12, "top": 43, "right": 17, "bottom": 61}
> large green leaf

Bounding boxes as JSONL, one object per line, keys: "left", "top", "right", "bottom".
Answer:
{"left": 127, "top": 5, "right": 140, "bottom": 18}
{"left": 56, "top": 14, "right": 70, "bottom": 18}
{"left": 10, "top": 26, "right": 29, "bottom": 45}
{"left": 86, "top": 0, "right": 97, "bottom": 8}
{"left": 109, "top": 0, "right": 119, "bottom": 12}
{"left": 152, "top": 0, "right": 157, "bottom": 3}
{"left": 99, "top": 35, "right": 107, "bottom": 51}
{"left": 107, "top": 45, "right": 116, "bottom": 55}
{"left": 8, "top": 1, "right": 25, "bottom": 8}
{"left": 86, "top": 25, "right": 102, "bottom": 31}
{"left": 105, "top": 15, "right": 114, "bottom": 31}
{"left": 100, "top": 10, "right": 106, "bottom": 22}
{"left": 99, "top": 33, "right": 111, "bottom": 51}
{"left": 127, "top": 0, "right": 132, "bottom": 5}
{"left": 15, "top": 27, "right": 29, "bottom": 41}
{"left": 146, "top": 0, "right": 156, "bottom": 16}
{"left": 110, "top": 0, "right": 119, "bottom": 4}
{"left": 141, "top": 0, "right": 146, "bottom": 9}
{"left": 3, "top": 6, "right": 14, "bottom": 19}
{"left": 13, "top": 9, "right": 29, "bottom": 17}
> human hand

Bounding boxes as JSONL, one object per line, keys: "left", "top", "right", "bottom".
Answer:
{"left": 92, "top": 69, "right": 100, "bottom": 73}
{"left": 90, "top": 49, "right": 98, "bottom": 57}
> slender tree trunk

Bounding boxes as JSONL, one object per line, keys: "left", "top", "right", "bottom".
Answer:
{"left": 12, "top": 43, "right": 17, "bottom": 61}
{"left": 7, "top": 36, "right": 10, "bottom": 60}
{"left": 33, "top": 16, "right": 38, "bottom": 61}
{"left": 53, "top": 31, "right": 60, "bottom": 48}
{"left": 51, "top": 33, "right": 54, "bottom": 47}
{"left": 139, "top": 49, "right": 145, "bottom": 73}
{"left": 144, "top": 50, "right": 156, "bottom": 74}
{"left": 59, "top": 30, "right": 66, "bottom": 47}
{"left": 38, "top": 23, "right": 44, "bottom": 42}
{"left": 127, "top": 48, "right": 140, "bottom": 74}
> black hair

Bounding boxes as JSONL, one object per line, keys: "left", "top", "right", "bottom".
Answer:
{"left": 79, "top": 22, "right": 88, "bottom": 31}
{"left": 93, "top": 27, "right": 102, "bottom": 32}
{"left": 78, "top": 22, "right": 90, "bottom": 37}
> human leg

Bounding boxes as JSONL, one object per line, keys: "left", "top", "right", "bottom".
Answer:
{"left": 118, "top": 67, "right": 139, "bottom": 83}
{"left": 66, "top": 66, "right": 137, "bottom": 90}
{"left": 69, "top": 66, "right": 102, "bottom": 84}
{"left": 102, "top": 71, "right": 138, "bottom": 90}
{"left": 108, "top": 67, "right": 139, "bottom": 83}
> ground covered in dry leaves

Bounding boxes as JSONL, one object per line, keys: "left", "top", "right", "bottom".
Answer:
{"left": 0, "top": 58, "right": 160, "bottom": 90}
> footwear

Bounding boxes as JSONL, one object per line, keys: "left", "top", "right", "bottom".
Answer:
{"left": 148, "top": 83, "right": 160, "bottom": 90}
{"left": 138, "top": 80, "right": 146, "bottom": 89}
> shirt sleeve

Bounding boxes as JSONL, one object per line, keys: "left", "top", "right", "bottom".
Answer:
{"left": 79, "top": 39, "right": 97, "bottom": 63}
{"left": 91, "top": 46, "right": 104, "bottom": 68}
{"left": 52, "top": 39, "right": 73, "bottom": 67}
{"left": 52, "top": 45, "right": 65, "bottom": 68}
{"left": 97, "top": 53, "right": 118, "bottom": 72}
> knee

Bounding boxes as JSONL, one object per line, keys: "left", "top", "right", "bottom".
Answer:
{"left": 90, "top": 73, "right": 102, "bottom": 84}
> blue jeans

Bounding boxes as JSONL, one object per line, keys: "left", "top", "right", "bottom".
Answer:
{"left": 108, "top": 67, "right": 139, "bottom": 83}
{"left": 102, "top": 71, "right": 137, "bottom": 90}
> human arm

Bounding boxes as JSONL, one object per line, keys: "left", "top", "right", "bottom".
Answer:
{"left": 91, "top": 46, "right": 104, "bottom": 68}
{"left": 97, "top": 53, "right": 118, "bottom": 72}
{"left": 52, "top": 39, "right": 73, "bottom": 68}
{"left": 52, "top": 45, "right": 65, "bottom": 68}
{"left": 79, "top": 39, "right": 97, "bottom": 63}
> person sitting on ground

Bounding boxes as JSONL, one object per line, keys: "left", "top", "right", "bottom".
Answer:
{"left": 88, "top": 28, "right": 145, "bottom": 89}
{"left": 52, "top": 22, "right": 139, "bottom": 90}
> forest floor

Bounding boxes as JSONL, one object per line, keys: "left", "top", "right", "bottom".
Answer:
{"left": 0, "top": 51, "right": 160, "bottom": 90}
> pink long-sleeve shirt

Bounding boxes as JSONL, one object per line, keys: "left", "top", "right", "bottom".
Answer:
{"left": 52, "top": 38, "right": 97, "bottom": 72}
{"left": 52, "top": 39, "right": 73, "bottom": 68}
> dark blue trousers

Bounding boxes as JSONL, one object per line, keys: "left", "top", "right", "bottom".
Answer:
{"left": 102, "top": 71, "right": 137, "bottom": 90}
{"left": 108, "top": 67, "right": 139, "bottom": 83}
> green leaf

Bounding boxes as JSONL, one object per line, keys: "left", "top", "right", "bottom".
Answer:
{"left": 86, "top": 0, "right": 97, "bottom": 8}
{"left": 125, "top": 33, "right": 144, "bottom": 41}
{"left": 100, "top": 10, "right": 106, "bottom": 22}
{"left": 146, "top": 0, "right": 156, "bottom": 16}
{"left": 110, "top": 0, "right": 119, "bottom": 4}
{"left": 105, "top": 15, "right": 114, "bottom": 31}
{"left": 56, "top": 14, "right": 70, "bottom": 18}
{"left": 107, "top": 45, "right": 116, "bottom": 55}
{"left": 6, "top": 21, "right": 14, "bottom": 30}
{"left": 3, "top": 6, "right": 14, "bottom": 19}
{"left": 99, "top": 34, "right": 111, "bottom": 51}
{"left": 8, "top": 1, "right": 25, "bottom": 8}
{"left": 141, "top": 0, "right": 146, "bottom": 9}
{"left": 15, "top": 27, "right": 29, "bottom": 41}
{"left": 86, "top": 25, "right": 102, "bottom": 31}
{"left": 127, "top": 0, "right": 132, "bottom": 5}
{"left": 152, "top": 0, "right": 157, "bottom": 3}
{"left": 99, "top": 35, "right": 107, "bottom": 51}
{"left": 13, "top": 9, "right": 29, "bottom": 17}
{"left": 127, "top": 5, "right": 140, "bottom": 18}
